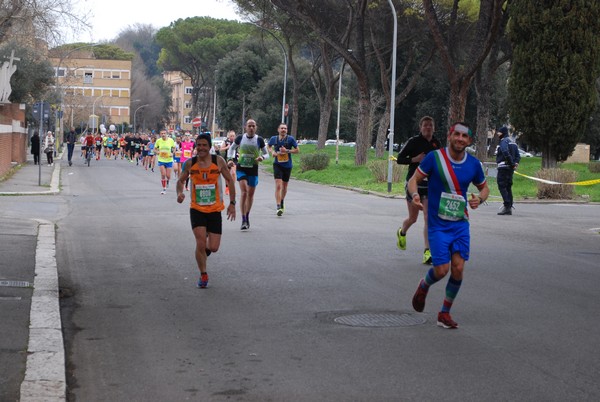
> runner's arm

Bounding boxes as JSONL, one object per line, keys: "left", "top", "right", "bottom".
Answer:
{"left": 176, "top": 160, "right": 191, "bottom": 203}
{"left": 407, "top": 169, "right": 426, "bottom": 209}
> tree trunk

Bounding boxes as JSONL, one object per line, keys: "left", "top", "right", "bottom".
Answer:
{"left": 474, "top": 73, "right": 491, "bottom": 161}
{"left": 288, "top": 49, "right": 299, "bottom": 138}
{"left": 375, "top": 109, "right": 390, "bottom": 158}
{"left": 542, "top": 143, "right": 558, "bottom": 168}
{"left": 448, "top": 79, "right": 470, "bottom": 123}
{"left": 318, "top": 101, "right": 332, "bottom": 149}
{"left": 355, "top": 81, "right": 371, "bottom": 165}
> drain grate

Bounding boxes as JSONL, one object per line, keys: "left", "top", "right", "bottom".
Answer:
{"left": 0, "top": 280, "right": 31, "bottom": 288}
{"left": 334, "top": 312, "right": 426, "bottom": 327}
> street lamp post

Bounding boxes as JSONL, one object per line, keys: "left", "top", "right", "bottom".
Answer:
{"left": 386, "top": 0, "right": 398, "bottom": 193}
{"left": 134, "top": 104, "right": 149, "bottom": 134}
{"left": 335, "top": 60, "right": 344, "bottom": 165}
{"left": 335, "top": 50, "right": 352, "bottom": 165}
{"left": 212, "top": 71, "right": 217, "bottom": 137}
{"left": 252, "top": 24, "right": 287, "bottom": 123}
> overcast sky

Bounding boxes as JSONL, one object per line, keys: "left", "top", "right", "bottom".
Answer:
{"left": 68, "top": 0, "right": 243, "bottom": 43}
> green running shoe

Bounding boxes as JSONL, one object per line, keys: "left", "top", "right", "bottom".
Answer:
{"left": 422, "top": 249, "right": 432, "bottom": 264}
{"left": 396, "top": 228, "right": 406, "bottom": 250}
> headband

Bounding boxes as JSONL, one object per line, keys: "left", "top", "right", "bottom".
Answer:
{"left": 450, "top": 123, "right": 473, "bottom": 137}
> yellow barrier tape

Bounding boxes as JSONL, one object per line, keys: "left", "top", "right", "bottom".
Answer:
{"left": 389, "top": 155, "right": 397, "bottom": 161}
{"left": 514, "top": 171, "right": 600, "bottom": 186}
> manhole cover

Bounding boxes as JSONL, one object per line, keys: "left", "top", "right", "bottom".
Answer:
{"left": 334, "top": 312, "right": 426, "bottom": 327}
{"left": 0, "top": 280, "right": 31, "bottom": 288}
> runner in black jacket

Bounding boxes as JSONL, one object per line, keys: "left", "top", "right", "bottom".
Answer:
{"left": 395, "top": 116, "right": 441, "bottom": 264}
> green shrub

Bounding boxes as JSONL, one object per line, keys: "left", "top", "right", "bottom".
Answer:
{"left": 588, "top": 162, "right": 600, "bottom": 173}
{"left": 300, "top": 152, "right": 330, "bottom": 172}
{"left": 536, "top": 168, "right": 576, "bottom": 199}
{"left": 368, "top": 160, "right": 405, "bottom": 183}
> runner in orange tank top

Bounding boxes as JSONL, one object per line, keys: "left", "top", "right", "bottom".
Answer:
{"left": 177, "top": 134, "right": 236, "bottom": 288}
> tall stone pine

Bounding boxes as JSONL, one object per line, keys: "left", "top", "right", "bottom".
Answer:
{"left": 508, "top": 0, "right": 600, "bottom": 168}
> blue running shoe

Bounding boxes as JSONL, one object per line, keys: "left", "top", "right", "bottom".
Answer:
{"left": 197, "top": 272, "right": 208, "bottom": 288}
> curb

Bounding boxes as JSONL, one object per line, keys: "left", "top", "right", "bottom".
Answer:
{"left": 19, "top": 219, "right": 66, "bottom": 401}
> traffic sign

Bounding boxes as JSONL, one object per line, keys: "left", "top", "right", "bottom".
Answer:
{"left": 191, "top": 117, "right": 202, "bottom": 128}
{"left": 32, "top": 101, "right": 50, "bottom": 122}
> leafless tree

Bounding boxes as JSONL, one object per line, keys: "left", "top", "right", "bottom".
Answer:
{"left": 0, "top": 0, "right": 89, "bottom": 46}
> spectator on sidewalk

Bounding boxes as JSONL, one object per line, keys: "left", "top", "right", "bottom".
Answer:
{"left": 44, "top": 131, "right": 55, "bottom": 166}
{"left": 30, "top": 131, "right": 40, "bottom": 165}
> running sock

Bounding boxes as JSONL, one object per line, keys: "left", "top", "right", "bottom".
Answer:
{"left": 441, "top": 276, "right": 462, "bottom": 313}
{"left": 421, "top": 268, "right": 440, "bottom": 291}
{"left": 161, "top": 179, "right": 166, "bottom": 189}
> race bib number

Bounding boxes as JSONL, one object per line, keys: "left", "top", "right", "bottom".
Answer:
{"left": 195, "top": 184, "right": 216, "bottom": 206}
{"left": 438, "top": 192, "right": 466, "bottom": 221}
{"left": 95, "top": 140, "right": 101, "bottom": 146}
{"left": 183, "top": 149, "right": 192, "bottom": 158}
{"left": 159, "top": 150, "right": 170, "bottom": 159}
{"left": 239, "top": 154, "right": 255, "bottom": 168}
{"left": 174, "top": 150, "right": 182, "bottom": 158}
{"left": 276, "top": 153, "right": 289, "bottom": 163}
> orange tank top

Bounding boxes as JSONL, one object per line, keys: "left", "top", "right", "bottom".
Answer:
{"left": 189, "top": 155, "right": 224, "bottom": 213}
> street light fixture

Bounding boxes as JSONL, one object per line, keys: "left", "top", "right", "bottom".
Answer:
{"left": 134, "top": 104, "right": 149, "bottom": 134}
{"left": 252, "top": 23, "right": 287, "bottom": 123}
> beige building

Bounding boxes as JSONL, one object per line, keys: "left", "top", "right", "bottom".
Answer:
{"left": 163, "top": 71, "right": 194, "bottom": 132}
{"left": 49, "top": 50, "right": 132, "bottom": 133}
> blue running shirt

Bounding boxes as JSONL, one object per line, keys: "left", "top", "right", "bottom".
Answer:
{"left": 417, "top": 148, "right": 486, "bottom": 229}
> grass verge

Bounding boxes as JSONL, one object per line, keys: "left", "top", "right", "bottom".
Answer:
{"left": 263, "top": 144, "right": 600, "bottom": 202}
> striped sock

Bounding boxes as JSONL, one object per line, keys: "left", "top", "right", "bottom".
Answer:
{"left": 420, "top": 268, "right": 440, "bottom": 291}
{"left": 441, "top": 276, "right": 462, "bottom": 313}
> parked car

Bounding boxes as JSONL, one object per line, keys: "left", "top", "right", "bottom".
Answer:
{"left": 342, "top": 142, "right": 356, "bottom": 147}
{"left": 325, "top": 139, "right": 339, "bottom": 146}
{"left": 519, "top": 148, "right": 533, "bottom": 157}
{"left": 212, "top": 136, "right": 227, "bottom": 149}
{"left": 494, "top": 145, "right": 533, "bottom": 157}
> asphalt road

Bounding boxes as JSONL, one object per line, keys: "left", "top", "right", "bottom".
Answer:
{"left": 6, "top": 154, "right": 600, "bottom": 401}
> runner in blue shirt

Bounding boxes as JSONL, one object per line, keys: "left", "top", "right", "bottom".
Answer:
{"left": 267, "top": 123, "right": 299, "bottom": 216}
{"left": 408, "top": 122, "right": 489, "bottom": 329}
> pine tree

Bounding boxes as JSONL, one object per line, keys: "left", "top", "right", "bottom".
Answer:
{"left": 508, "top": 0, "right": 600, "bottom": 167}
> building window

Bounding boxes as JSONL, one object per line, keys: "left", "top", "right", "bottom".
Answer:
{"left": 185, "top": 101, "right": 192, "bottom": 109}
{"left": 84, "top": 72, "right": 93, "bottom": 84}
{"left": 185, "top": 87, "right": 193, "bottom": 95}
{"left": 112, "top": 72, "right": 121, "bottom": 79}
{"left": 184, "top": 116, "right": 191, "bottom": 124}
{"left": 55, "top": 67, "right": 66, "bottom": 77}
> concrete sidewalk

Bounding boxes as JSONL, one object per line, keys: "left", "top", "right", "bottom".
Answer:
{"left": 0, "top": 151, "right": 65, "bottom": 401}
{"left": 0, "top": 153, "right": 61, "bottom": 195}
